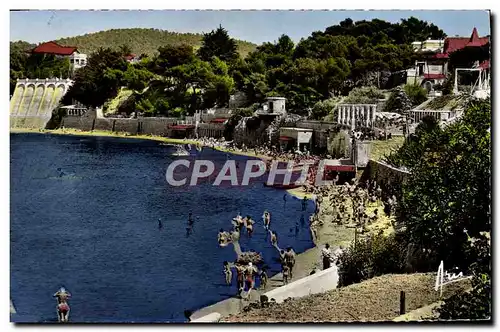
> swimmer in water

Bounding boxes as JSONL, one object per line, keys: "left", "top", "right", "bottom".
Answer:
{"left": 218, "top": 228, "right": 227, "bottom": 245}
{"left": 188, "top": 212, "right": 193, "bottom": 224}
{"left": 246, "top": 217, "right": 255, "bottom": 237}
{"left": 57, "top": 168, "right": 65, "bottom": 177}
{"left": 158, "top": 218, "right": 163, "bottom": 230}
{"left": 302, "top": 196, "right": 307, "bottom": 211}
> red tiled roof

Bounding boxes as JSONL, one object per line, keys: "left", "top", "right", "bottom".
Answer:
{"left": 424, "top": 73, "right": 446, "bottom": 79}
{"left": 32, "top": 41, "right": 78, "bottom": 56}
{"left": 443, "top": 27, "right": 489, "bottom": 55}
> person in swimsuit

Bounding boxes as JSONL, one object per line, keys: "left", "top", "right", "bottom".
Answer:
{"left": 53, "top": 287, "right": 71, "bottom": 322}
{"left": 244, "top": 263, "right": 257, "bottom": 298}
{"left": 259, "top": 267, "right": 268, "bottom": 290}
{"left": 282, "top": 265, "right": 290, "bottom": 285}
{"left": 218, "top": 229, "right": 226, "bottom": 245}
{"left": 284, "top": 247, "right": 296, "bottom": 279}
{"left": 235, "top": 264, "right": 245, "bottom": 297}
{"left": 263, "top": 211, "right": 271, "bottom": 230}
{"left": 223, "top": 261, "right": 233, "bottom": 285}
{"left": 246, "top": 217, "right": 255, "bottom": 237}
{"left": 270, "top": 231, "right": 278, "bottom": 247}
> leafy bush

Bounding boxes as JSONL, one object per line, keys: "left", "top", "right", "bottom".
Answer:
{"left": 438, "top": 232, "right": 491, "bottom": 320}
{"left": 383, "top": 86, "right": 412, "bottom": 113}
{"left": 310, "top": 97, "right": 340, "bottom": 120}
{"left": 337, "top": 233, "right": 407, "bottom": 287}
{"left": 328, "top": 130, "right": 349, "bottom": 158}
{"left": 404, "top": 84, "right": 428, "bottom": 106}
{"left": 343, "top": 86, "right": 385, "bottom": 104}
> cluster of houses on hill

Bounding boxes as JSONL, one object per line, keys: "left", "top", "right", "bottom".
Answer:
{"left": 406, "top": 27, "right": 490, "bottom": 93}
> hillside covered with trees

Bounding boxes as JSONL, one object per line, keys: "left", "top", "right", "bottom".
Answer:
{"left": 58, "top": 17, "right": 447, "bottom": 117}
{"left": 53, "top": 28, "right": 257, "bottom": 57}
{"left": 12, "top": 17, "right": 450, "bottom": 115}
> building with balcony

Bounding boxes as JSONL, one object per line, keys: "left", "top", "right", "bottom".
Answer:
{"left": 407, "top": 28, "right": 490, "bottom": 90}
{"left": 32, "top": 41, "right": 87, "bottom": 72}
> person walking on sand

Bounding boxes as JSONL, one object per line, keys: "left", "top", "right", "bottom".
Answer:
{"left": 259, "top": 267, "right": 268, "bottom": 290}
{"left": 282, "top": 264, "right": 290, "bottom": 285}
{"left": 235, "top": 264, "right": 245, "bottom": 297}
{"left": 244, "top": 262, "right": 257, "bottom": 299}
{"left": 284, "top": 247, "right": 296, "bottom": 279}
{"left": 321, "top": 244, "right": 333, "bottom": 270}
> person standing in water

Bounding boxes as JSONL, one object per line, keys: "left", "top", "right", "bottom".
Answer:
{"left": 246, "top": 217, "right": 255, "bottom": 237}
{"left": 53, "top": 287, "right": 71, "bottom": 323}
{"left": 302, "top": 196, "right": 308, "bottom": 211}
{"left": 158, "top": 218, "right": 163, "bottom": 230}
{"left": 223, "top": 261, "right": 233, "bottom": 285}
{"left": 270, "top": 231, "right": 278, "bottom": 248}
{"left": 262, "top": 211, "right": 271, "bottom": 230}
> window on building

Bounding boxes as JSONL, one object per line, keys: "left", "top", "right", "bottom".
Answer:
{"left": 70, "top": 59, "right": 74, "bottom": 64}
{"left": 418, "top": 63, "right": 425, "bottom": 76}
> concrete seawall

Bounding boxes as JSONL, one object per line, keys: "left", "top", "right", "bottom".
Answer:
{"left": 190, "top": 265, "right": 339, "bottom": 323}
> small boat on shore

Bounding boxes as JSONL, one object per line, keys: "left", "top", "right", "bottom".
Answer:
{"left": 171, "top": 146, "right": 190, "bottom": 156}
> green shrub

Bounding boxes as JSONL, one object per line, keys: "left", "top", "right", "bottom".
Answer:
{"left": 383, "top": 86, "right": 412, "bottom": 113}
{"left": 337, "top": 233, "right": 407, "bottom": 287}
{"left": 404, "top": 84, "right": 428, "bottom": 106}
{"left": 343, "top": 86, "right": 385, "bottom": 104}
{"left": 310, "top": 98, "right": 340, "bottom": 120}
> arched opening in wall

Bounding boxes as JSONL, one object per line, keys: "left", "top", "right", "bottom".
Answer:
{"left": 422, "top": 81, "right": 433, "bottom": 93}
{"left": 38, "top": 85, "right": 56, "bottom": 117}
{"left": 10, "top": 85, "right": 25, "bottom": 115}
{"left": 28, "top": 85, "right": 46, "bottom": 116}
{"left": 18, "top": 84, "right": 36, "bottom": 116}
{"left": 47, "top": 85, "right": 66, "bottom": 116}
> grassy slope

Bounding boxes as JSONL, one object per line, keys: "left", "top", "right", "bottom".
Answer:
{"left": 104, "top": 88, "right": 134, "bottom": 115}
{"left": 223, "top": 273, "right": 470, "bottom": 322}
{"left": 52, "top": 28, "right": 257, "bottom": 57}
{"left": 369, "top": 136, "right": 405, "bottom": 162}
